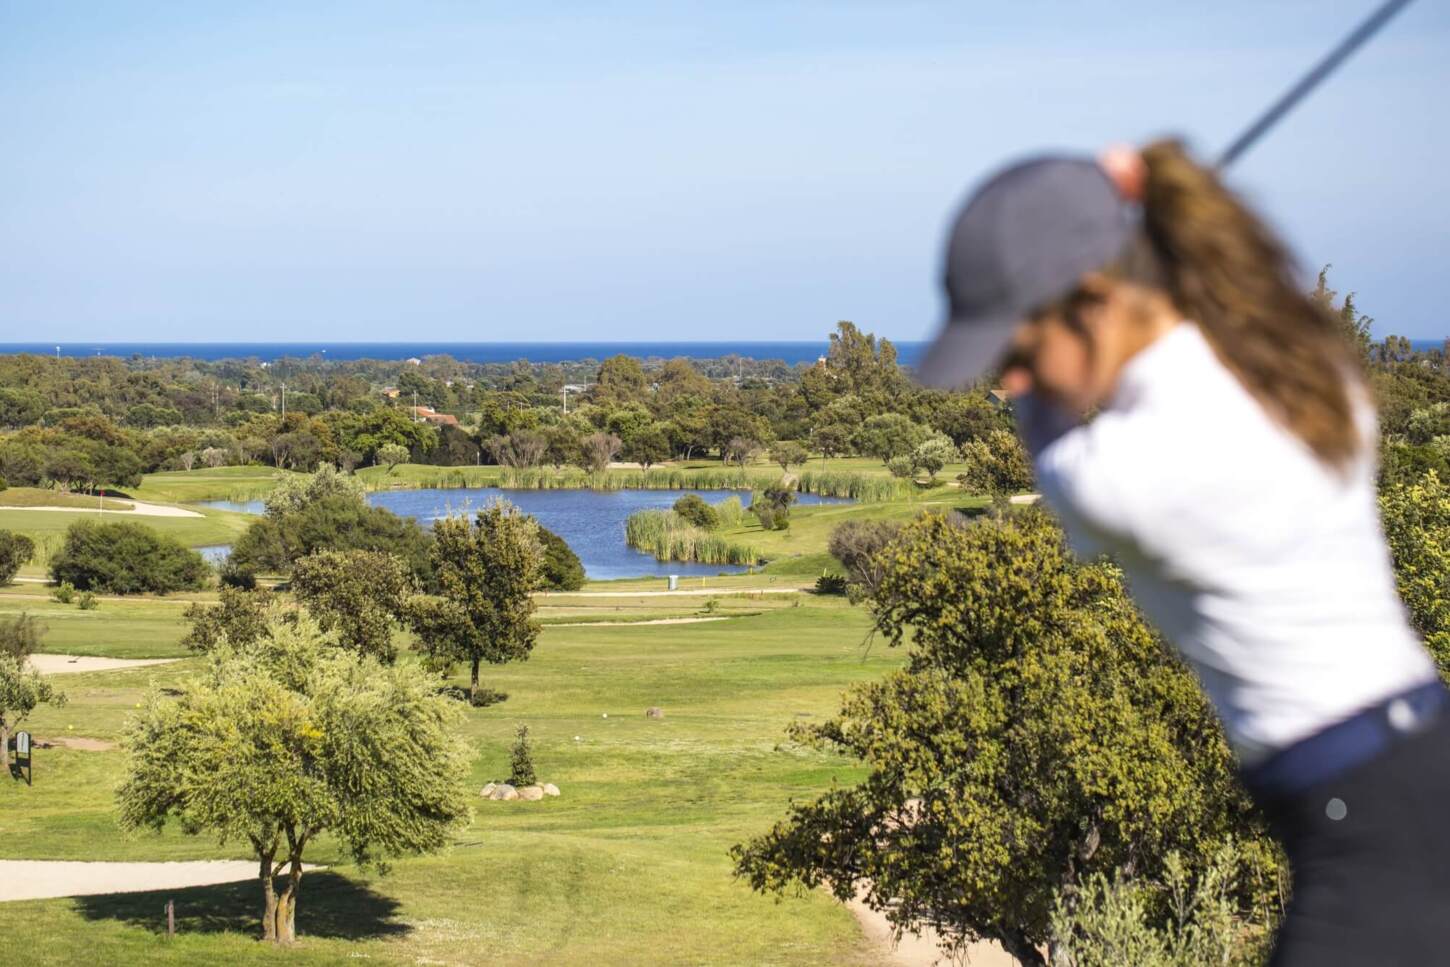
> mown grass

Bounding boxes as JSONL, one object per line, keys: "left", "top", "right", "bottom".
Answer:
{"left": 129, "top": 467, "right": 299, "bottom": 505}
{"left": 0, "top": 595, "right": 191, "bottom": 658}
{"left": 0, "top": 487, "right": 137, "bottom": 511}
{"left": 2, "top": 588, "right": 896, "bottom": 965}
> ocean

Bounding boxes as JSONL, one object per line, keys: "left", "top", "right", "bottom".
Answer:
{"left": 0, "top": 341, "right": 929, "bottom": 367}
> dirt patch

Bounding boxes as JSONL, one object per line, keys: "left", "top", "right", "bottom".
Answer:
{"left": 845, "top": 885, "right": 1020, "bottom": 967}
{"left": 28, "top": 654, "right": 180, "bottom": 675}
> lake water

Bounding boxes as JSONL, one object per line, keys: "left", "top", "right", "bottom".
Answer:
{"left": 199, "top": 488, "right": 849, "bottom": 580}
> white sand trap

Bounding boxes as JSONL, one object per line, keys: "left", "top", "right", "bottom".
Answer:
{"left": 28, "top": 654, "right": 179, "bottom": 675}
{"left": 540, "top": 587, "right": 805, "bottom": 598}
{"left": 0, "top": 860, "right": 320, "bottom": 902}
{"left": 549, "top": 616, "right": 730, "bottom": 627}
{"left": 6, "top": 500, "right": 201, "bottom": 518}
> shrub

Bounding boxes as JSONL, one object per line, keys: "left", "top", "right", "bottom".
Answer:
{"left": 76, "top": 591, "right": 98, "bottom": 611}
{"left": 509, "top": 723, "right": 537, "bottom": 786}
{"left": 886, "top": 454, "right": 917, "bottom": 479}
{"left": 49, "top": 520, "right": 209, "bottom": 595}
{"left": 0, "top": 612, "right": 45, "bottom": 658}
{"left": 0, "top": 530, "right": 34, "bottom": 585}
{"left": 672, "top": 493, "right": 720, "bottom": 530}
{"left": 538, "top": 527, "right": 585, "bottom": 591}
{"left": 231, "top": 494, "right": 433, "bottom": 583}
{"left": 813, "top": 574, "right": 848, "bottom": 595}
{"left": 181, "top": 586, "right": 278, "bottom": 653}
{"left": 828, "top": 519, "right": 904, "bottom": 602}
{"left": 218, "top": 560, "right": 258, "bottom": 590}
{"left": 51, "top": 581, "right": 76, "bottom": 604}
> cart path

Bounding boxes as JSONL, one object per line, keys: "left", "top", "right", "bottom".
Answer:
{"left": 0, "top": 860, "right": 321, "bottom": 902}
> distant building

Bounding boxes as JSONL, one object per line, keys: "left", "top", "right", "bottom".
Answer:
{"left": 406, "top": 357, "right": 422, "bottom": 366}
{"left": 381, "top": 386, "right": 401, "bottom": 399}
{"left": 410, "top": 405, "right": 460, "bottom": 427}
{"left": 987, "top": 388, "right": 1013, "bottom": 410}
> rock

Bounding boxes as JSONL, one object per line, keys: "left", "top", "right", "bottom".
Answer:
{"left": 645, "top": 707, "right": 664, "bottom": 719}
{"left": 541, "top": 783, "right": 560, "bottom": 797}
{"left": 480, "top": 782, "right": 497, "bottom": 798}
{"left": 490, "top": 783, "right": 518, "bottom": 801}
{"left": 518, "top": 785, "right": 545, "bottom": 801}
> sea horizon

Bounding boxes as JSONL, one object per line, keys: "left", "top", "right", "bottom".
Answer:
{"left": 0, "top": 340, "right": 931, "bottom": 367}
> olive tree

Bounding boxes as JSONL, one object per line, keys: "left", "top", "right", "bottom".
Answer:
{"left": 377, "top": 442, "right": 409, "bottom": 471}
{"left": 733, "top": 510, "right": 1277, "bottom": 965}
{"left": 118, "top": 613, "right": 471, "bottom": 943}
{"left": 1, "top": 652, "right": 65, "bottom": 774}
{"left": 407, "top": 502, "right": 541, "bottom": 702}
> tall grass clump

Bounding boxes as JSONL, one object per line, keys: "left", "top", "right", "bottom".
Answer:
{"left": 625, "top": 510, "right": 761, "bottom": 565}
{"left": 795, "top": 470, "right": 907, "bottom": 502}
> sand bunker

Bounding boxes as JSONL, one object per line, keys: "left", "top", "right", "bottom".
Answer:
{"left": 6, "top": 499, "right": 201, "bottom": 518}
{"left": 28, "top": 655, "right": 179, "bottom": 675}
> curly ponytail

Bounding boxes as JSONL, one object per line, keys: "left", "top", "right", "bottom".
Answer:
{"left": 1125, "top": 139, "right": 1362, "bottom": 468}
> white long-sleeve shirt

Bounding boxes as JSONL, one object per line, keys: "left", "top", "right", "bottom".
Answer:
{"left": 1028, "top": 322, "right": 1437, "bottom": 765}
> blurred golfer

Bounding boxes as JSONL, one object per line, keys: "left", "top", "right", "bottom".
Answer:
{"left": 917, "top": 140, "right": 1449, "bottom": 966}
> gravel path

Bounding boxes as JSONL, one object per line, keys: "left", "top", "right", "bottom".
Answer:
{"left": 548, "top": 616, "right": 730, "bottom": 627}
{"left": 28, "top": 654, "right": 180, "bottom": 675}
{"left": 0, "top": 860, "right": 319, "bottom": 902}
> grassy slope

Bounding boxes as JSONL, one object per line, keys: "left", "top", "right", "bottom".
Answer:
{"left": 0, "top": 487, "right": 136, "bottom": 511}
{"left": 1, "top": 593, "right": 893, "bottom": 965}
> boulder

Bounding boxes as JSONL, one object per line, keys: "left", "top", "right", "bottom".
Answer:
{"left": 490, "top": 783, "right": 518, "bottom": 801}
{"left": 645, "top": 707, "right": 665, "bottom": 719}
{"left": 541, "top": 783, "right": 561, "bottom": 797}
{"left": 518, "top": 785, "right": 545, "bottom": 801}
{"left": 480, "top": 782, "right": 497, "bottom": 798}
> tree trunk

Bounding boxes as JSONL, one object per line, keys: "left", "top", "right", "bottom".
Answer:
{"left": 1, "top": 721, "right": 10, "bottom": 775}
{"left": 470, "top": 657, "right": 481, "bottom": 703}
{"left": 1001, "top": 928, "right": 1047, "bottom": 967}
{"left": 271, "top": 856, "right": 303, "bottom": 943}
{"left": 258, "top": 850, "right": 277, "bottom": 941}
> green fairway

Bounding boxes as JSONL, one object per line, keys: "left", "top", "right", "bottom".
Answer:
{"left": 129, "top": 466, "right": 299, "bottom": 504}
{"left": 2, "top": 587, "right": 896, "bottom": 965}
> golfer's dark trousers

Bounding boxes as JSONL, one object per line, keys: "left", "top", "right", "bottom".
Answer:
{"left": 1244, "top": 681, "right": 1450, "bottom": 967}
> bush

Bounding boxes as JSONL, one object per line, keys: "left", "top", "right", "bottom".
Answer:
{"left": 76, "top": 591, "right": 98, "bottom": 610}
{"left": 51, "top": 581, "right": 76, "bottom": 604}
{"left": 828, "top": 519, "right": 903, "bottom": 602}
{"left": 49, "top": 520, "right": 209, "bottom": 595}
{"left": 814, "top": 574, "right": 848, "bottom": 595}
{"left": 538, "top": 527, "right": 585, "bottom": 591}
{"left": 0, "top": 612, "right": 45, "bottom": 658}
{"left": 231, "top": 494, "right": 433, "bottom": 583}
{"left": 0, "top": 530, "right": 35, "bottom": 585}
{"left": 672, "top": 493, "right": 720, "bottom": 530}
{"left": 218, "top": 560, "right": 258, "bottom": 590}
{"left": 509, "top": 723, "right": 537, "bottom": 786}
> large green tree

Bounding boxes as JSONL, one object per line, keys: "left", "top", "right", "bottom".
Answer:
{"left": 407, "top": 502, "right": 542, "bottom": 702}
{"left": 733, "top": 510, "right": 1277, "bottom": 965}
{"left": 291, "top": 550, "right": 413, "bottom": 662}
{"left": 118, "top": 613, "right": 471, "bottom": 943}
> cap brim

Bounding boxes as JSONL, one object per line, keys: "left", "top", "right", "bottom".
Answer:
{"left": 913, "top": 313, "right": 1019, "bottom": 389}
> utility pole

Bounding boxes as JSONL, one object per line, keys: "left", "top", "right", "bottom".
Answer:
{"left": 280, "top": 383, "right": 287, "bottom": 420}
{"left": 562, "top": 386, "right": 569, "bottom": 414}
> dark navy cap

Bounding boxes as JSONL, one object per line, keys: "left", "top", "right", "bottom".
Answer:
{"left": 916, "top": 155, "right": 1136, "bottom": 388}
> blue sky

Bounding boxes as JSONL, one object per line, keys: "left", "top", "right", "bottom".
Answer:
{"left": 2, "top": 1, "right": 1446, "bottom": 342}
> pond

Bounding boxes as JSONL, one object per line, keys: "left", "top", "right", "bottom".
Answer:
{"left": 198, "top": 488, "right": 850, "bottom": 581}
